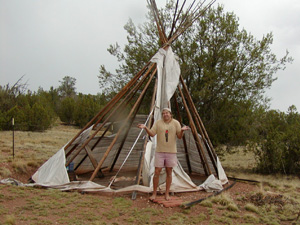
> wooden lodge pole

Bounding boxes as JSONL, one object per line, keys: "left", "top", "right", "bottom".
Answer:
{"left": 89, "top": 68, "right": 157, "bottom": 181}
{"left": 74, "top": 124, "right": 111, "bottom": 171}
{"left": 179, "top": 75, "right": 218, "bottom": 167}
{"left": 64, "top": 61, "right": 151, "bottom": 151}
{"left": 132, "top": 78, "right": 157, "bottom": 199}
{"left": 109, "top": 88, "right": 147, "bottom": 172}
{"left": 173, "top": 93, "right": 192, "bottom": 174}
{"left": 65, "top": 64, "right": 156, "bottom": 167}
{"left": 149, "top": 0, "right": 168, "bottom": 44}
{"left": 177, "top": 84, "right": 211, "bottom": 176}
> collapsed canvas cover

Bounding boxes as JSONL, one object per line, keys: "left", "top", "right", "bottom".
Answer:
{"left": 30, "top": 47, "right": 228, "bottom": 193}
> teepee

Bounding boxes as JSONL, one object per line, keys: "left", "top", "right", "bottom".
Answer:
{"left": 32, "top": 0, "right": 228, "bottom": 194}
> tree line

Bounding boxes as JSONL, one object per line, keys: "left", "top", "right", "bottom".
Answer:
{"left": 0, "top": 76, "right": 108, "bottom": 131}
{"left": 1, "top": 3, "right": 299, "bottom": 174}
{"left": 98, "top": 3, "right": 299, "bottom": 174}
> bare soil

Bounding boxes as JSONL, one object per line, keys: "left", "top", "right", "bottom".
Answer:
{"left": 0, "top": 124, "right": 299, "bottom": 224}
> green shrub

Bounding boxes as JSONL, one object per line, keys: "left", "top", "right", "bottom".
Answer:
{"left": 73, "top": 94, "right": 102, "bottom": 128}
{"left": 0, "top": 91, "right": 56, "bottom": 131}
{"left": 28, "top": 103, "right": 53, "bottom": 131}
{"left": 58, "top": 97, "right": 76, "bottom": 124}
{"left": 252, "top": 106, "right": 300, "bottom": 174}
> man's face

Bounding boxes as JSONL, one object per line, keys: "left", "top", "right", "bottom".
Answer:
{"left": 162, "top": 110, "right": 171, "bottom": 122}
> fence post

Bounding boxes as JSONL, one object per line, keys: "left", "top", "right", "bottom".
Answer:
{"left": 12, "top": 118, "right": 15, "bottom": 159}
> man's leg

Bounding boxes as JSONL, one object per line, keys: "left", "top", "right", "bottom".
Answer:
{"left": 150, "top": 167, "right": 162, "bottom": 201}
{"left": 165, "top": 167, "right": 173, "bottom": 200}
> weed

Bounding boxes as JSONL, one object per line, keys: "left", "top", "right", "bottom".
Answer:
{"left": 142, "top": 207, "right": 163, "bottom": 215}
{"left": 58, "top": 216, "right": 83, "bottom": 225}
{"left": 0, "top": 205, "right": 8, "bottom": 215}
{"left": 188, "top": 213, "right": 207, "bottom": 224}
{"left": 227, "top": 203, "right": 239, "bottom": 211}
{"left": 0, "top": 193, "right": 15, "bottom": 201}
{"left": 222, "top": 211, "right": 240, "bottom": 219}
{"left": 92, "top": 221, "right": 107, "bottom": 225}
{"left": 259, "top": 215, "right": 281, "bottom": 225}
{"left": 217, "top": 216, "right": 233, "bottom": 224}
{"left": 236, "top": 195, "right": 245, "bottom": 202}
{"left": 243, "top": 213, "right": 259, "bottom": 223}
{"left": 0, "top": 193, "right": 5, "bottom": 201}
{"left": 12, "top": 160, "right": 28, "bottom": 174}
{"left": 113, "top": 197, "right": 132, "bottom": 209}
{"left": 127, "top": 210, "right": 150, "bottom": 224}
{"left": 126, "top": 207, "right": 163, "bottom": 224}
{"left": 181, "top": 208, "right": 191, "bottom": 214}
{"left": 1, "top": 148, "right": 11, "bottom": 153}
{"left": 211, "top": 193, "right": 234, "bottom": 206}
{"left": 200, "top": 199, "right": 213, "bottom": 208}
{"left": 5, "top": 214, "right": 16, "bottom": 225}
{"left": 27, "top": 160, "right": 39, "bottom": 168}
{"left": 207, "top": 208, "right": 214, "bottom": 215}
{"left": 9, "top": 186, "right": 29, "bottom": 198}
{"left": 244, "top": 203, "right": 259, "bottom": 213}
{"left": 278, "top": 203, "right": 300, "bottom": 222}
{"left": 126, "top": 217, "right": 135, "bottom": 223}
{"left": 167, "top": 212, "right": 187, "bottom": 224}
{"left": 0, "top": 167, "right": 11, "bottom": 177}
{"left": 103, "top": 210, "right": 119, "bottom": 220}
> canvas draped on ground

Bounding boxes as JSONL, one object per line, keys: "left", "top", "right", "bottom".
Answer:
{"left": 25, "top": 47, "right": 228, "bottom": 193}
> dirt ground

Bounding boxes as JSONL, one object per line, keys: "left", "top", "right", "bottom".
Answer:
{"left": 0, "top": 149, "right": 261, "bottom": 224}
{"left": 1, "top": 125, "right": 299, "bottom": 224}
{"left": 0, "top": 176, "right": 259, "bottom": 225}
{"left": 0, "top": 158, "right": 284, "bottom": 225}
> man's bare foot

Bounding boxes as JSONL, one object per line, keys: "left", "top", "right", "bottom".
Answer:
{"left": 149, "top": 194, "right": 156, "bottom": 201}
{"left": 165, "top": 194, "right": 171, "bottom": 201}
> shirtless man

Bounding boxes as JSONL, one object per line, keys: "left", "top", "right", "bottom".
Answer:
{"left": 138, "top": 108, "right": 189, "bottom": 200}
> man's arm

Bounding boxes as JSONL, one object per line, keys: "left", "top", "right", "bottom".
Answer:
{"left": 137, "top": 124, "right": 156, "bottom": 137}
{"left": 177, "top": 126, "right": 190, "bottom": 139}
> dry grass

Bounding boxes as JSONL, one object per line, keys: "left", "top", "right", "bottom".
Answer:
{"left": 1, "top": 124, "right": 300, "bottom": 224}
{"left": 244, "top": 203, "right": 259, "bottom": 213}
{"left": 0, "top": 122, "right": 80, "bottom": 164}
{"left": 12, "top": 160, "right": 28, "bottom": 174}
{"left": 218, "top": 145, "right": 256, "bottom": 174}
{"left": 4, "top": 214, "right": 15, "bottom": 225}
{"left": 0, "top": 168, "right": 11, "bottom": 178}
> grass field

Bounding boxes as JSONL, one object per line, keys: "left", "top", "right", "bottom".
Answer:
{"left": 1, "top": 123, "right": 300, "bottom": 224}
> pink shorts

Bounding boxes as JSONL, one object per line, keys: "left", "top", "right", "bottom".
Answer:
{"left": 154, "top": 152, "right": 178, "bottom": 168}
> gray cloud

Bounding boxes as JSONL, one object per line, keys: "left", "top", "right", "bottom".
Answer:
{"left": 0, "top": 0, "right": 299, "bottom": 112}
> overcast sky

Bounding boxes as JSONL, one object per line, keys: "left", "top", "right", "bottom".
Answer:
{"left": 1, "top": 0, "right": 299, "bottom": 112}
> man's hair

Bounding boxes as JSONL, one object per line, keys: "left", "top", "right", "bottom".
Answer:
{"left": 162, "top": 108, "right": 171, "bottom": 113}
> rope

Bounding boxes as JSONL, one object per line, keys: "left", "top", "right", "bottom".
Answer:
{"left": 108, "top": 106, "right": 155, "bottom": 188}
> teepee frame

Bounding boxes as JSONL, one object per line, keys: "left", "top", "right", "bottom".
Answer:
{"left": 64, "top": 0, "right": 218, "bottom": 184}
